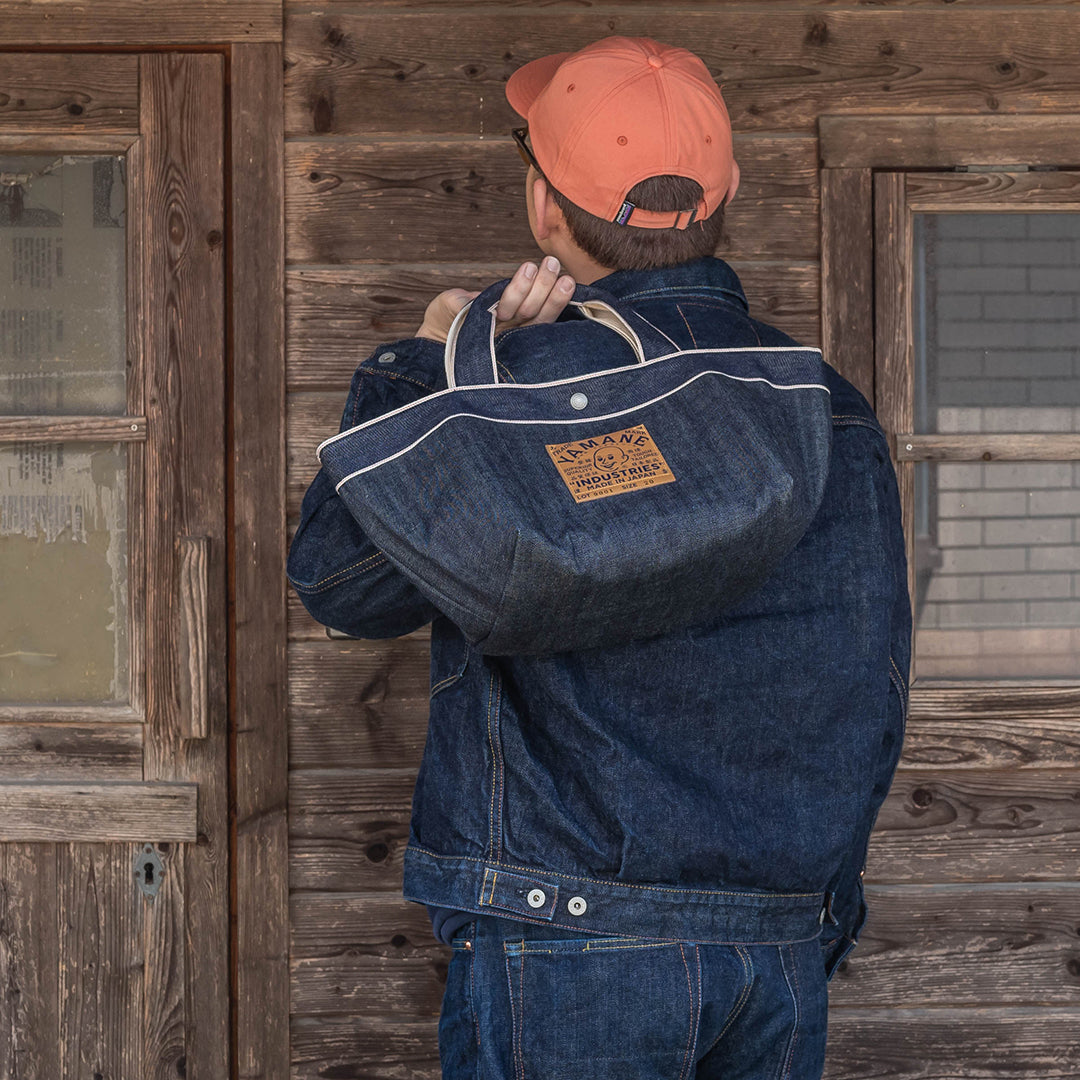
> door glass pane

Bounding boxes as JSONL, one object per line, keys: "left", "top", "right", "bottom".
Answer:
{"left": 913, "top": 212, "right": 1080, "bottom": 435}
{"left": 912, "top": 211, "right": 1080, "bottom": 679}
{"left": 0, "top": 442, "right": 129, "bottom": 703}
{"left": 914, "top": 460, "right": 1080, "bottom": 679}
{"left": 0, "top": 154, "right": 126, "bottom": 414}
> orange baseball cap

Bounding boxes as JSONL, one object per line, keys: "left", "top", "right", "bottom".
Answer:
{"left": 506, "top": 36, "right": 735, "bottom": 230}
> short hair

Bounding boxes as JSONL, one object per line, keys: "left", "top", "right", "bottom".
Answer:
{"left": 546, "top": 173, "right": 726, "bottom": 271}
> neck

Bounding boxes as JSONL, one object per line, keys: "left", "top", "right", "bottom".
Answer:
{"left": 539, "top": 236, "right": 613, "bottom": 286}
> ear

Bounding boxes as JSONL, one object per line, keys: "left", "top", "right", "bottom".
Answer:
{"left": 722, "top": 159, "right": 740, "bottom": 206}
{"left": 532, "top": 173, "right": 563, "bottom": 241}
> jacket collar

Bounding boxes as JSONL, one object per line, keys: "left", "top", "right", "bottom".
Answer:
{"left": 591, "top": 256, "right": 750, "bottom": 312}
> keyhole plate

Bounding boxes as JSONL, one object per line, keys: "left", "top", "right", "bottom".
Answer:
{"left": 134, "top": 844, "right": 165, "bottom": 899}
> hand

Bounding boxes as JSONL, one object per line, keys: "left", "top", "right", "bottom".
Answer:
{"left": 413, "top": 257, "right": 576, "bottom": 344}
{"left": 415, "top": 288, "right": 482, "bottom": 344}
{"left": 492, "top": 257, "right": 576, "bottom": 335}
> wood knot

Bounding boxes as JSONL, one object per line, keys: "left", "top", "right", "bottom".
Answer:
{"left": 365, "top": 842, "right": 389, "bottom": 863}
{"left": 313, "top": 94, "right": 333, "bottom": 134}
{"left": 805, "top": 19, "right": 829, "bottom": 46}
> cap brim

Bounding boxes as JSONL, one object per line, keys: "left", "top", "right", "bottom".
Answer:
{"left": 505, "top": 51, "right": 573, "bottom": 118}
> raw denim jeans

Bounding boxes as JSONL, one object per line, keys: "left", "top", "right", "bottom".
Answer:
{"left": 440, "top": 914, "right": 828, "bottom": 1080}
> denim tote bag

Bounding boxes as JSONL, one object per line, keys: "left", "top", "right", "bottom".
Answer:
{"left": 317, "top": 279, "right": 832, "bottom": 655}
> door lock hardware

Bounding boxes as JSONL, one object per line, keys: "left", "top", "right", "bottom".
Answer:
{"left": 134, "top": 843, "right": 166, "bottom": 899}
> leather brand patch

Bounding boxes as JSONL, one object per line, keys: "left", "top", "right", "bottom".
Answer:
{"left": 545, "top": 423, "right": 676, "bottom": 503}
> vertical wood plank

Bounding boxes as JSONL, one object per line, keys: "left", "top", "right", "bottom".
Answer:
{"left": 140, "top": 51, "right": 229, "bottom": 1080}
{"left": 232, "top": 41, "right": 290, "bottom": 1080}
{"left": 874, "top": 169, "right": 917, "bottom": 671}
{"left": 176, "top": 536, "right": 209, "bottom": 740}
{"left": 820, "top": 166, "right": 874, "bottom": 402}
{"left": 0, "top": 845, "right": 60, "bottom": 1077}
{"left": 141, "top": 841, "right": 185, "bottom": 1080}
{"left": 57, "top": 843, "right": 142, "bottom": 1079}
{"left": 126, "top": 130, "right": 147, "bottom": 721}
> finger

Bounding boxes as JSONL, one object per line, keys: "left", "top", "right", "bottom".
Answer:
{"left": 495, "top": 261, "right": 539, "bottom": 321}
{"left": 529, "top": 274, "right": 576, "bottom": 325}
{"left": 515, "top": 255, "right": 561, "bottom": 321}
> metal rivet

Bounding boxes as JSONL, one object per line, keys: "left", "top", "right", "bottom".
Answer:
{"left": 570, "top": 392, "right": 588, "bottom": 410}
{"left": 567, "top": 896, "right": 587, "bottom": 916}
{"left": 905, "top": 443, "right": 913, "bottom": 451}
{"left": 378, "top": 351, "right": 396, "bottom": 364}
{"left": 527, "top": 889, "right": 546, "bottom": 908}
{"left": 131, "top": 423, "right": 139, "bottom": 431}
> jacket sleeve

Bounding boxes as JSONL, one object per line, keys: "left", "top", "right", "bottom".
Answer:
{"left": 820, "top": 426, "right": 913, "bottom": 981}
{"left": 286, "top": 338, "right": 447, "bottom": 639}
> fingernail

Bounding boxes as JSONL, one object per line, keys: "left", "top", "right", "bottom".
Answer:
{"left": 544, "top": 256, "right": 560, "bottom": 273}
{"left": 558, "top": 276, "right": 574, "bottom": 292}
{"left": 522, "top": 262, "right": 537, "bottom": 279}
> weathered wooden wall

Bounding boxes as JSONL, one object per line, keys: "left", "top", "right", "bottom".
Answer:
{"left": 283, "top": 3, "right": 1080, "bottom": 1075}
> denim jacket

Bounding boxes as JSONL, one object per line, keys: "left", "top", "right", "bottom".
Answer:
{"left": 288, "top": 256, "right": 912, "bottom": 980}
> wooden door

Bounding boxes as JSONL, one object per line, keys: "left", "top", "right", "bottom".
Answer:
{"left": 0, "top": 53, "right": 228, "bottom": 1076}
{"left": 870, "top": 166, "right": 1080, "bottom": 1068}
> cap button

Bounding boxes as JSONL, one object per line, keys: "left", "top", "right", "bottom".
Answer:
{"left": 647, "top": 55, "right": 664, "bottom": 68}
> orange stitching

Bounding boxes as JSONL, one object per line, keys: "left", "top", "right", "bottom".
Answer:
{"left": 779, "top": 944, "right": 800, "bottom": 1080}
{"left": 470, "top": 930, "right": 480, "bottom": 1050}
{"left": 889, "top": 655, "right": 909, "bottom": 714}
{"left": 493, "top": 674, "right": 504, "bottom": 861}
{"left": 788, "top": 943, "right": 802, "bottom": 1077}
{"left": 485, "top": 670, "right": 497, "bottom": 859}
{"left": 582, "top": 940, "right": 673, "bottom": 952}
{"left": 676, "top": 303, "right": 698, "bottom": 347}
{"left": 293, "top": 552, "right": 387, "bottom": 593}
{"left": 430, "top": 671, "right": 460, "bottom": 694}
{"left": 677, "top": 943, "right": 695, "bottom": 1080}
{"left": 515, "top": 949, "right": 526, "bottom": 1080}
{"left": 359, "top": 368, "right": 435, "bottom": 392}
{"left": 694, "top": 946, "right": 703, "bottom": 1069}
{"left": 407, "top": 846, "right": 822, "bottom": 899}
{"left": 706, "top": 945, "right": 754, "bottom": 1054}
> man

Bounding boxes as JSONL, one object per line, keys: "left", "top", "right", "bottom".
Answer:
{"left": 288, "top": 36, "right": 911, "bottom": 1080}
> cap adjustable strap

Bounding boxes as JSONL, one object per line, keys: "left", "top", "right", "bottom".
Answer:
{"left": 613, "top": 201, "right": 703, "bottom": 229}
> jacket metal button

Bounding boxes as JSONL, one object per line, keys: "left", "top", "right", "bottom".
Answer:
{"left": 527, "top": 889, "right": 546, "bottom": 908}
{"left": 377, "top": 351, "right": 396, "bottom": 364}
{"left": 570, "top": 392, "right": 588, "bottom": 410}
{"left": 567, "top": 896, "right": 587, "bottom": 916}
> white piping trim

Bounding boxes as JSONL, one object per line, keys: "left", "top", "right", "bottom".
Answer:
{"left": 577, "top": 301, "right": 645, "bottom": 363}
{"left": 442, "top": 297, "right": 480, "bottom": 390}
{"left": 631, "top": 310, "right": 681, "bottom": 351}
{"left": 444, "top": 297, "right": 645, "bottom": 388}
{"left": 330, "top": 368, "right": 831, "bottom": 487}
{"left": 317, "top": 344, "right": 825, "bottom": 456}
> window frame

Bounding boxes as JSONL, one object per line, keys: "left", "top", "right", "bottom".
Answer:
{"left": 820, "top": 113, "right": 1080, "bottom": 719}
{"left": 0, "top": 131, "right": 145, "bottom": 722}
